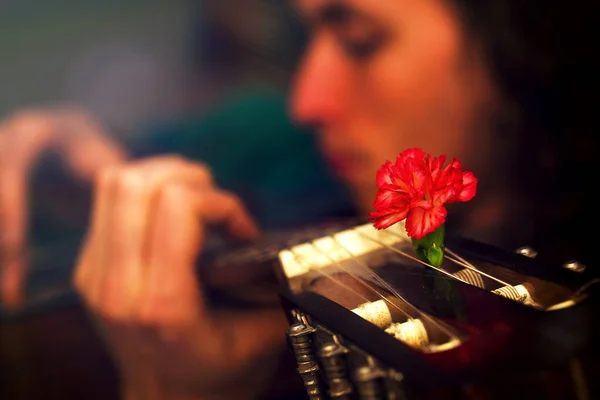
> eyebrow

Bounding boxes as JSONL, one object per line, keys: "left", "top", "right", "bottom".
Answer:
{"left": 313, "top": 1, "right": 378, "bottom": 27}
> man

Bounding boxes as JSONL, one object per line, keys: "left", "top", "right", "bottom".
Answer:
{"left": 0, "top": 0, "right": 592, "bottom": 399}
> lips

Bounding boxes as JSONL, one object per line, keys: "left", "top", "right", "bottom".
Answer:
{"left": 317, "top": 136, "right": 363, "bottom": 177}
{"left": 321, "top": 149, "right": 358, "bottom": 177}
{"left": 327, "top": 155, "right": 354, "bottom": 173}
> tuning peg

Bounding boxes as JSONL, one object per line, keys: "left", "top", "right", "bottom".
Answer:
{"left": 354, "top": 364, "right": 386, "bottom": 400}
{"left": 287, "top": 319, "right": 323, "bottom": 399}
{"left": 319, "top": 342, "right": 353, "bottom": 399}
{"left": 562, "top": 260, "right": 586, "bottom": 273}
{"left": 515, "top": 246, "right": 538, "bottom": 258}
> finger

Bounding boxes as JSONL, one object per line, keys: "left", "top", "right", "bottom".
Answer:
{"left": 80, "top": 158, "right": 215, "bottom": 319}
{"left": 0, "top": 172, "right": 28, "bottom": 309}
{"left": 140, "top": 184, "right": 204, "bottom": 326}
{"left": 0, "top": 256, "right": 26, "bottom": 310}
{"left": 104, "top": 158, "right": 215, "bottom": 312}
{"left": 0, "top": 172, "right": 27, "bottom": 258}
{"left": 0, "top": 111, "right": 55, "bottom": 170}
{"left": 129, "top": 155, "right": 214, "bottom": 189}
{"left": 73, "top": 232, "right": 93, "bottom": 295}
{"left": 198, "top": 190, "right": 260, "bottom": 240}
{"left": 0, "top": 111, "right": 61, "bottom": 309}
{"left": 101, "top": 169, "right": 151, "bottom": 319}
{"left": 0, "top": 112, "right": 57, "bottom": 252}
{"left": 62, "top": 135, "right": 127, "bottom": 181}
{"left": 73, "top": 167, "right": 118, "bottom": 309}
{"left": 140, "top": 187, "right": 260, "bottom": 324}
{"left": 54, "top": 109, "right": 128, "bottom": 180}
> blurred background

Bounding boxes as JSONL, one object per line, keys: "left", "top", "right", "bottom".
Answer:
{"left": 1, "top": 0, "right": 190, "bottom": 136}
{"left": 0, "top": 0, "right": 305, "bottom": 138}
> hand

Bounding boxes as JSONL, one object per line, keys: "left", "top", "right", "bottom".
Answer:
{"left": 0, "top": 106, "right": 126, "bottom": 310}
{"left": 74, "top": 156, "right": 292, "bottom": 400}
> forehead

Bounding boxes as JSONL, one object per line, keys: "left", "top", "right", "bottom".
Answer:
{"left": 294, "top": 0, "right": 466, "bottom": 47}
{"left": 294, "top": 0, "right": 386, "bottom": 21}
{"left": 294, "top": 0, "right": 346, "bottom": 13}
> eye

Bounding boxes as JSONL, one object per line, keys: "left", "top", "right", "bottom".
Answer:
{"left": 337, "top": 26, "right": 388, "bottom": 61}
{"left": 340, "top": 33, "right": 386, "bottom": 60}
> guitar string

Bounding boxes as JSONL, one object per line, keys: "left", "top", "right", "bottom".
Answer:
{"left": 570, "top": 278, "right": 600, "bottom": 300}
{"left": 379, "top": 229, "right": 513, "bottom": 288}
{"left": 324, "top": 235, "right": 461, "bottom": 341}
{"left": 358, "top": 230, "right": 561, "bottom": 308}
{"left": 17, "top": 226, "right": 588, "bottom": 317}
{"left": 354, "top": 230, "right": 470, "bottom": 284}
{"left": 17, "top": 227, "right": 505, "bottom": 290}
{"left": 289, "top": 248, "right": 381, "bottom": 307}
{"left": 443, "top": 248, "right": 512, "bottom": 287}
{"left": 295, "top": 242, "right": 414, "bottom": 321}
{"left": 316, "top": 235, "right": 445, "bottom": 322}
{"left": 290, "top": 235, "right": 460, "bottom": 341}
{"left": 11, "top": 230, "right": 454, "bottom": 319}
{"left": 288, "top": 247, "right": 455, "bottom": 349}
{"left": 326, "top": 236, "right": 415, "bottom": 304}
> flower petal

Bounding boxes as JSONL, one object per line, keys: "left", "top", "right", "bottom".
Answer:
{"left": 411, "top": 199, "right": 434, "bottom": 211}
{"left": 457, "top": 172, "right": 478, "bottom": 202}
{"left": 432, "top": 186, "right": 457, "bottom": 205}
{"left": 426, "top": 153, "right": 447, "bottom": 183}
{"left": 393, "top": 149, "right": 428, "bottom": 193}
{"left": 405, "top": 205, "right": 447, "bottom": 239}
{"left": 369, "top": 208, "right": 410, "bottom": 230}
{"left": 396, "top": 148, "right": 425, "bottom": 165}
{"left": 376, "top": 161, "right": 412, "bottom": 192}
{"left": 373, "top": 189, "right": 411, "bottom": 209}
{"left": 376, "top": 161, "right": 395, "bottom": 186}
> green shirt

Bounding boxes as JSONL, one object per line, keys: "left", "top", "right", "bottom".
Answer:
{"left": 132, "top": 85, "right": 356, "bottom": 228}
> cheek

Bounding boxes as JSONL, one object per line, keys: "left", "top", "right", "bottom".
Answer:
{"left": 357, "top": 38, "right": 476, "bottom": 159}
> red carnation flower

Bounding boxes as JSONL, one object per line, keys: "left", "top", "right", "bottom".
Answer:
{"left": 369, "top": 148, "right": 477, "bottom": 239}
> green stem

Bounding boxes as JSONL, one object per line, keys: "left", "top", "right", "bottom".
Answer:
{"left": 411, "top": 224, "right": 467, "bottom": 320}
{"left": 411, "top": 224, "right": 445, "bottom": 268}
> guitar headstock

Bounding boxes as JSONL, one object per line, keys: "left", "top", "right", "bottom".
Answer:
{"left": 274, "top": 222, "right": 599, "bottom": 399}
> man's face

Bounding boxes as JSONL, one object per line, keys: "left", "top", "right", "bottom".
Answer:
{"left": 291, "top": 0, "right": 495, "bottom": 201}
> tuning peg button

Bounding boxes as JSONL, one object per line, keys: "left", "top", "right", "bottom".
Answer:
{"left": 563, "top": 260, "right": 586, "bottom": 273}
{"left": 516, "top": 246, "right": 538, "bottom": 258}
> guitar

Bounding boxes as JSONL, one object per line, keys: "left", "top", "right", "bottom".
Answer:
{"left": 206, "top": 220, "right": 599, "bottom": 399}
{"left": 3, "top": 218, "right": 598, "bottom": 399}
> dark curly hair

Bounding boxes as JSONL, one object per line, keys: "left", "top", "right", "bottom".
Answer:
{"left": 449, "top": 1, "right": 595, "bottom": 266}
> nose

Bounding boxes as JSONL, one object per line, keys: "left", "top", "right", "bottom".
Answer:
{"left": 290, "top": 39, "right": 350, "bottom": 128}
